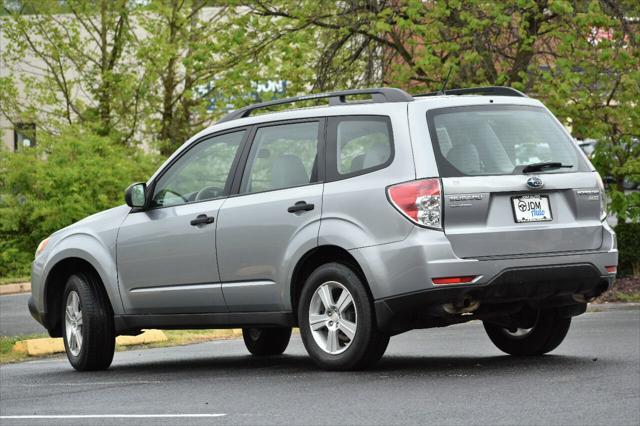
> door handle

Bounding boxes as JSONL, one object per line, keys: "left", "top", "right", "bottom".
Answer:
{"left": 287, "top": 201, "right": 315, "bottom": 213}
{"left": 190, "top": 214, "right": 215, "bottom": 226}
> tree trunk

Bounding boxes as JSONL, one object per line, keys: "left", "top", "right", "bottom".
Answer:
{"left": 97, "top": 0, "right": 112, "bottom": 136}
{"left": 158, "top": 1, "right": 181, "bottom": 156}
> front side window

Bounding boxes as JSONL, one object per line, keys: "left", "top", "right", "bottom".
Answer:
{"left": 241, "top": 121, "right": 320, "bottom": 194}
{"left": 427, "top": 105, "right": 587, "bottom": 177}
{"left": 151, "top": 130, "right": 245, "bottom": 207}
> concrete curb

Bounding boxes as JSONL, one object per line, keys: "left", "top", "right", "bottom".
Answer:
{"left": 588, "top": 302, "right": 640, "bottom": 312}
{"left": 0, "top": 282, "right": 31, "bottom": 296}
{"left": 12, "top": 329, "right": 168, "bottom": 357}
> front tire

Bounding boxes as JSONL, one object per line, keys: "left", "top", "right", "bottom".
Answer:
{"left": 483, "top": 308, "right": 571, "bottom": 356}
{"left": 62, "top": 272, "right": 115, "bottom": 371}
{"left": 298, "top": 262, "right": 389, "bottom": 371}
{"left": 242, "top": 327, "right": 292, "bottom": 356}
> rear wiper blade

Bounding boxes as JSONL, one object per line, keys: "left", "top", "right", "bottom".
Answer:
{"left": 520, "top": 162, "right": 573, "bottom": 174}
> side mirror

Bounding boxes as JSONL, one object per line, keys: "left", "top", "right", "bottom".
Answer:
{"left": 125, "top": 182, "right": 147, "bottom": 208}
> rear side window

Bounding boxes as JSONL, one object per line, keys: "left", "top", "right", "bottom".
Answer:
{"left": 327, "top": 116, "right": 393, "bottom": 179}
{"left": 426, "top": 105, "right": 588, "bottom": 177}
{"left": 240, "top": 121, "right": 321, "bottom": 194}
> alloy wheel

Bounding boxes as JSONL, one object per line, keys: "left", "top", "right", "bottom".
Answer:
{"left": 308, "top": 281, "right": 357, "bottom": 355}
{"left": 64, "top": 290, "right": 83, "bottom": 356}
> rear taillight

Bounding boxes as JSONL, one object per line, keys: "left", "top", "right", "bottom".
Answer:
{"left": 596, "top": 173, "right": 608, "bottom": 221}
{"left": 387, "top": 178, "right": 442, "bottom": 230}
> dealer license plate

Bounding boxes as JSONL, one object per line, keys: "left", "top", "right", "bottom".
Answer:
{"left": 512, "top": 195, "right": 552, "bottom": 223}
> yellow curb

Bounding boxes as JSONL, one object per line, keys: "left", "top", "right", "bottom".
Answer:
{"left": 116, "top": 329, "right": 168, "bottom": 346}
{"left": 207, "top": 329, "right": 243, "bottom": 338}
{"left": 13, "top": 329, "right": 168, "bottom": 356}
{"left": 12, "top": 337, "right": 64, "bottom": 356}
{"left": 0, "top": 282, "right": 31, "bottom": 295}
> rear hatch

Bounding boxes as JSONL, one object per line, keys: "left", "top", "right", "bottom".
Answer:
{"left": 426, "top": 104, "right": 604, "bottom": 258}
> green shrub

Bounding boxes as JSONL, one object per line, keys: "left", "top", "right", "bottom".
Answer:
{"left": 0, "top": 127, "right": 161, "bottom": 278}
{"left": 615, "top": 223, "right": 640, "bottom": 277}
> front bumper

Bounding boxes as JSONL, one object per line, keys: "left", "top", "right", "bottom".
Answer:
{"left": 28, "top": 295, "right": 49, "bottom": 328}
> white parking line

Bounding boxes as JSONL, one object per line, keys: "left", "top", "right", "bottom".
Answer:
{"left": 0, "top": 414, "right": 226, "bottom": 419}
{"left": 11, "top": 381, "right": 164, "bottom": 386}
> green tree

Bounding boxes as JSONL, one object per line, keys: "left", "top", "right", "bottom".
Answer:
{"left": 0, "top": 127, "right": 160, "bottom": 278}
{"left": 245, "top": 0, "right": 576, "bottom": 91}
{"left": 246, "top": 0, "right": 639, "bottom": 222}
{"left": 1, "top": 0, "right": 321, "bottom": 154}
{"left": 0, "top": 0, "right": 143, "bottom": 142}
{"left": 537, "top": 1, "right": 639, "bottom": 223}
{"left": 136, "top": 0, "right": 221, "bottom": 155}
{"left": 135, "top": 0, "right": 323, "bottom": 154}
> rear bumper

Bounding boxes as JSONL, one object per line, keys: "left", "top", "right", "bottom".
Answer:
{"left": 350, "top": 223, "right": 617, "bottom": 300}
{"left": 349, "top": 223, "right": 617, "bottom": 333}
{"left": 374, "top": 263, "right": 613, "bottom": 333}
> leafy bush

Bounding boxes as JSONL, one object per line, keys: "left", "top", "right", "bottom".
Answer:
{"left": 0, "top": 127, "right": 161, "bottom": 278}
{"left": 615, "top": 223, "right": 640, "bottom": 277}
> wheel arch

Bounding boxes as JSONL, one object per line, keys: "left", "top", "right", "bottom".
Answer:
{"left": 289, "top": 245, "right": 372, "bottom": 318}
{"left": 43, "top": 256, "right": 114, "bottom": 337}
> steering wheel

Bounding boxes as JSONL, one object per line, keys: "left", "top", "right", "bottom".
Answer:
{"left": 195, "top": 186, "right": 224, "bottom": 201}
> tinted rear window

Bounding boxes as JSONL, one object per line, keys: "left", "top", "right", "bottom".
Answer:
{"left": 426, "top": 105, "right": 588, "bottom": 177}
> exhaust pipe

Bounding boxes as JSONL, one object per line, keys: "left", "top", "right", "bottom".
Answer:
{"left": 572, "top": 294, "right": 597, "bottom": 304}
{"left": 443, "top": 297, "right": 480, "bottom": 314}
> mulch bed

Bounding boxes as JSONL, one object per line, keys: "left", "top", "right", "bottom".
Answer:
{"left": 594, "top": 276, "right": 640, "bottom": 303}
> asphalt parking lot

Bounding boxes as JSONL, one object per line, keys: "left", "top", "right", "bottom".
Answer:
{"left": 1, "top": 310, "right": 638, "bottom": 425}
{"left": 0, "top": 293, "right": 42, "bottom": 337}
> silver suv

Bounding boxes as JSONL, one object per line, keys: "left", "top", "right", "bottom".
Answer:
{"left": 29, "top": 87, "right": 618, "bottom": 371}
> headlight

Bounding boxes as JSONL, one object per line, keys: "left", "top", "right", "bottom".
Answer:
{"left": 596, "top": 173, "right": 608, "bottom": 221}
{"left": 35, "top": 237, "right": 50, "bottom": 258}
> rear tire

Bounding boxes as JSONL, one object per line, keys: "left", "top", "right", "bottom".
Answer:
{"left": 298, "top": 262, "right": 389, "bottom": 371}
{"left": 62, "top": 271, "right": 115, "bottom": 371}
{"left": 483, "top": 308, "right": 571, "bottom": 356}
{"left": 242, "top": 327, "right": 292, "bottom": 356}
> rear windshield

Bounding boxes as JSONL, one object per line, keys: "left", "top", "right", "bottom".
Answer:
{"left": 426, "top": 105, "right": 588, "bottom": 177}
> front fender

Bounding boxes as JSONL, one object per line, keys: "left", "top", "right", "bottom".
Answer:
{"left": 40, "top": 233, "right": 124, "bottom": 315}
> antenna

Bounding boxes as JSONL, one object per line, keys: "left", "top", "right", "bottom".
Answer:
{"left": 438, "top": 67, "right": 453, "bottom": 95}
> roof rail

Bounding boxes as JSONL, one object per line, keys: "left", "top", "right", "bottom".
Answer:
{"left": 416, "top": 86, "right": 527, "bottom": 98}
{"left": 218, "top": 87, "right": 413, "bottom": 123}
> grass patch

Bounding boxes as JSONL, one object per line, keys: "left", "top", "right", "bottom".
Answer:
{"left": 595, "top": 276, "right": 640, "bottom": 304}
{"left": 0, "top": 333, "right": 48, "bottom": 364}
{"left": 2, "top": 328, "right": 299, "bottom": 364}
{"left": 0, "top": 276, "right": 29, "bottom": 285}
{"left": 615, "top": 292, "right": 640, "bottom": 303}
{"left": 1, "top": 330, "right": 241, "bottom": 364}
{"left": 118, "top": 329, "right": 243, "bottom": 351}
{"left": 132, "top": 328, "right": 299, "bottom": 351}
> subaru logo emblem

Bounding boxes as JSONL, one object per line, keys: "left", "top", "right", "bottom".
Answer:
{"left": 526, "top": 176, "right": 544, "bottom": 189}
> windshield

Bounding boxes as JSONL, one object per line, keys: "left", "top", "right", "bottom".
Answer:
{"left": 426, "top": 105, "right": 588, "bottom": 177}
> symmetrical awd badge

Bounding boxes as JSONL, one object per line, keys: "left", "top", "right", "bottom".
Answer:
{"left": 526, "top": 176, "right": 544, "bottom": 189}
